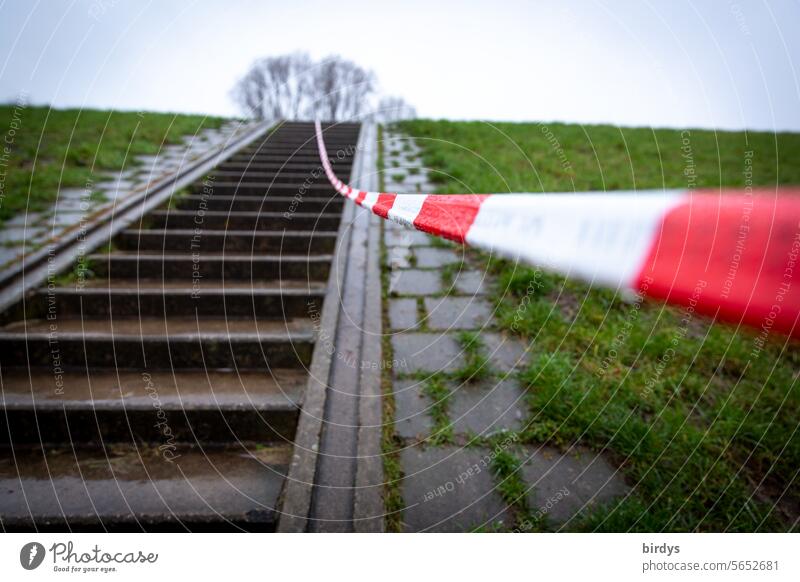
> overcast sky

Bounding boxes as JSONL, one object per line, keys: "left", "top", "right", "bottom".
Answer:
{"left": 1, "top": 0, "right": 799, "bottom": 131}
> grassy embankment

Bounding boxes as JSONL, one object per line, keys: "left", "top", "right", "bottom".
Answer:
{"left": 397, "top": 119, "right": 800, "bottom": 532}
{"left": 0, "top": 105, "right": 226, "bottom": 224}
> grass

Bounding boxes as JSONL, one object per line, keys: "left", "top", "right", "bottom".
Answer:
{"left": 166, "top": 187, "right": 191, "bottom": 210}
{"left": 398, "top": 119, "right": 800, "bottom": 193}
{"left": 0, "top": 105, "right": 227, "bottom": 224}
{"left": 415, "top": 297, "right": 427, "bottom": 330}
{"left": 490, "top": 446, "right": 531, "bottom": 526}
{"left": 453, "top": 331, "right": 492, "bottom": 383}
{"left": 429, "top": 234, "right": 455, "bottom": 249}
{"left": 391, "top": 331, "right": 499, "bottom": 451}
{"left": 378, "top": 125, "right": 406, "bottom": 532}
{"left": 397, "top": 119, "right": 800, "bottom": 532}
{"left": 381, "top": 219, "right": 406, "bottom": 531}
{"left": 421, "top": 372, "right": 455, "bottom": 445}
{"left": 50, "top": 255, "right": 95, "bottom": 287}
{"left": 439, "top": 261, "right": 461, "bottom": 295}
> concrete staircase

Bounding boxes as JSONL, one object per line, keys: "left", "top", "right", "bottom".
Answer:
{"left": 0, "top": 122, "right": 361, "bottom": 531}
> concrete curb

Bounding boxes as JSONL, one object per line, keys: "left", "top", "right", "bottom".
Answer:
{"left": 276, "top": 197, "right": 356, "bottom": 532}
{"left": 353, "top": 124, "right": 385, "bottom": 532}
{"left": 278, "top": 121, "right": 385, "bottom": 532}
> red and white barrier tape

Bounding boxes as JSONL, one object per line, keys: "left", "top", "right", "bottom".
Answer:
{"left": 315, "top": 121, "right": 800, "bottom": 338}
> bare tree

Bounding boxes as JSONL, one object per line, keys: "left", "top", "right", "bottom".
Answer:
{"left": 375, "top": 96, "right": 417, "bottom": 123}
{"left": 231, "top": 52, "right": 314, "bottom": 119}
{"left": 232, "top": 53, "right": 378, "bottom": 121}
{"left": 310, "top": 57, "right": 376, "bottom": 120}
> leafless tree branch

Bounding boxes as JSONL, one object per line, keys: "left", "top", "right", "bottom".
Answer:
{"left": 232, "top": 53, "right": 408, "bottom": 122}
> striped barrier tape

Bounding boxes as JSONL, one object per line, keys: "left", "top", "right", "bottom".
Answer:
{"left": 315, "top": 121, "right": 800, "bottom": 338}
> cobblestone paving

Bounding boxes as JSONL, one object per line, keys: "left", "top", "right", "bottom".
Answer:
{"left": 0, "top": 121, "right": 252, "bottom": 271}
{"left": 381, "top": 127, "right": 629, "bottom": 532}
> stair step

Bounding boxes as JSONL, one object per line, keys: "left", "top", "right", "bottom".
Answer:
{"left": 216, "top": 161, "right": 352, "bottom": 172}
{"left": 249, "top": 134, "right": 356, "bottom": 142}
{"left": 115, "top": 229, "right": 337, "bottom": 253}
{"left": 248, "top": 136, "right": 356, "bottom": 144}
{"left": 148, "top": 210, "right": 341, "bottom": 231}
{"left": 0, "top": 317, "right": 314, "bottom": 369}
{"left": 88, "top": 252, "right": 333, "bottom": 280}
{"left": 241, "top": 144, "right": 354, "bottom": 154}
{"left": 0, "top": 444, "right": 291, "bottom": 531}
{"left": 0, "top": 368, "right": 305, "bottom": 444}
{"left": 28, "top": 280, "right": 325, "bottom": 318}
{"left": 190, "top": 182, "right": 339, "bottom": 195}
{"left": 240, "top": 148, "right": 354, "bottom": 157}
{"left": 225, "top": 154, "right": 342, "bottom": 164}
{"left": 270, "top": 128, "right": 359, "bottom": 134}
{"left": 208, "top": 171, "right": 348, "bottom": 185}
{"left": 177, "top": 195, "right": 342, "bottom": 212}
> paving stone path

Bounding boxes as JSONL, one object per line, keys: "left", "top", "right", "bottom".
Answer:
{"left": 0, "top": 120, "right": 253, "bottom": 269}
{"left": 381, "top": 126, "right": 630, "bottom": 532}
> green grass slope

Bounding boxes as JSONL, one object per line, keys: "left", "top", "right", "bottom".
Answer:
{"left": 397, "top": 119, "right": 800, "bottom": 532}
{"left": 0, "top": 106, "right": 227, "bottom": 223}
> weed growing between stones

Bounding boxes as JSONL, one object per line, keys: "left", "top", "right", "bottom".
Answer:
{"left": 453, "top": 331, "right": 492, "bottom": 383}
{"left": 378, "top": 126, "right": 406, "bottom": 532}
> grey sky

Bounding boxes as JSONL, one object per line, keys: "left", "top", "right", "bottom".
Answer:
{"left": 1, "top": 0, "right": 798, "bottom": 131}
